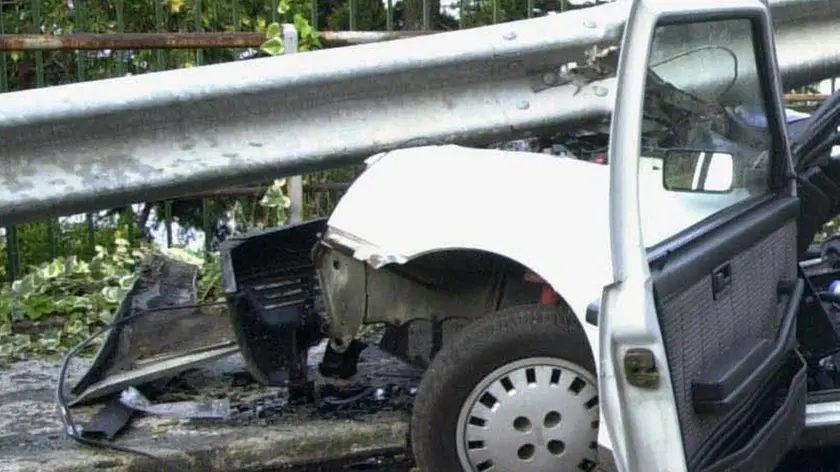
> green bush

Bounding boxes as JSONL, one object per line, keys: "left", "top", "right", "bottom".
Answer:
{"left": 0, "top": 239, "right": 151, "bottom": 365}
{"left": 0, "top": 216, "right": 138, "bottom": 281}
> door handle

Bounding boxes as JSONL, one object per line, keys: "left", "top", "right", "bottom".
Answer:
{"left": 712, "top": 263, "right": 732, "bottom": 299}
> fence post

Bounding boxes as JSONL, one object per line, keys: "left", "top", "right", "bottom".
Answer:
{"left": 283, "top": 23, "right": 304, "bottom": 224}
{"left": 0, "top": 9, "right": 13, "bottom": 281}
{"left": 5, "top": 227, "right": 19, "bottom": 280}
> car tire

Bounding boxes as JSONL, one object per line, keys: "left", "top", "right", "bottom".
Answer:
{"left": 410, "top": 303, "right": 600, "bottom": 472}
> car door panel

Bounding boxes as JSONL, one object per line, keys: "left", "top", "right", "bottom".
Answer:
{"left": 601, "top": 1, "right": 808, "bottom": 470}
{"left": 650, "top": 196, "right": 804, "bottom": 470}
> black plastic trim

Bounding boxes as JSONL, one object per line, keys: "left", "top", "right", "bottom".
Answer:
{"left": 652, "top": 196, "right": 798, "bottom": 296}
{"left": 649, "top": 195, "right": 801, "bottom": 470}
{"left": 648, "top": 194, "right": 775, "bottom": 264}
{"left": 699, "top": 353, "right": 807, "bottom": 472}
{"left": 585, "top": 299, "right": 600, "bottom": 326}
{"left": 221, "top": 218, "right": 327, "bottom": 386}
{"left": 690, "top": 338, "right": 772, "bottom": 414}
{"left": 807, "top": 388, "right": 840, "bottom": 404}
{"left": 690, "top": 278, "right": 803, "bottom": 414}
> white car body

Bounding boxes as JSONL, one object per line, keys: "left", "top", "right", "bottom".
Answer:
{"left": 325, "top": 143, "right": 747, "bottom": 366}
{"left": 321, "top": 144, "right": 751, "bottom": 456}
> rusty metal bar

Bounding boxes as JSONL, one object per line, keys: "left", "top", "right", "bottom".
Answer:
{"left": 785, "top": 92, "right": 830, "bottom": 102}
{"left": 173, "top": 182, "right": 353, "bottom": 200}
{"left": 0, "top": 30, "right": 436, "bottom": 51}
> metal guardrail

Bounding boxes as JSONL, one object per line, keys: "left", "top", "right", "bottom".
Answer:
{"left": 0, "top": 0, "right": 568, "bottom": 279}
{"left": 0, "top": 4, "right": 626, "bottom": 227}
{"left": 1, "top": 0, "right": 840, "bottom": 229}
{"left": 0, "top": 0, "right": 598, "bottom": 279}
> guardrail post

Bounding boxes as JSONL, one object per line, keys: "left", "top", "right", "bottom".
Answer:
{"left": 283, "top": 23, "right": 304, "bottom": 224}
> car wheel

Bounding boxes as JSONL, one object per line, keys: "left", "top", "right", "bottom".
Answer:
{"left": 411, "top": 304, "right": 599, "bottom": 472}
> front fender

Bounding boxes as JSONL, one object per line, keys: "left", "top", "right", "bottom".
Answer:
{"left": 323, "top": 145, "right": 614, "bottom": 350}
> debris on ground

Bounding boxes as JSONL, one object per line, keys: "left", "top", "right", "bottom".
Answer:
{"left": 0, "top": 339, "right": 421, "bottom": 472}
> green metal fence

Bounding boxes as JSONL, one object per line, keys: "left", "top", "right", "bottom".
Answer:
{"left": 0, "top": 0, "right": 580, "bottom": 281}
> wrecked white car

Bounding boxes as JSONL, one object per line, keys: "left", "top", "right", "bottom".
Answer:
{"left": 220, "top": 2, "right": 840, "bottom": 471}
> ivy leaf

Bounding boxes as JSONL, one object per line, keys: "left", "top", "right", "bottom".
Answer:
{"left": 265, "top": 22, "right": 281, "bottom": 40}
{"left": 277, "top": 0, "right": 291, "bottom": 14}
{"left": 65, "top": 318, "right": 85, "bottom": 335}
{"left": 11, "top": 334, "right": 31, "bottom": 351}
{"left": 74, "top": 260, "right": 91, "bottom": 275}
{"left": 99, "top": 309, "right": 115, "bottom": 325}
{"left": 39, "top": 259, "right": 64, "bottom": 280}
{"left": 39, "top": 333, "right": 61, "bottom": 352}
{"left": 294, "top": 14, "right": 311, "bottom": 37}
{"left": 169, "top": 0, "right": 184, "bottom": 13}
{"left": 0, "top": 297, "right": 11, "bottom": 321}
{"left": 260, "top": 180, "right": 292, "bottom": 209}
{"left": 22, "top": 295, "right": 55, "bottom": 320}
{"left": 261, "top": 37, "right": 285, "bottom": 56}
{"left": 119, "top": 274, "right": 137, "bottom": 289}
{"left": 14, "top": 274, "right": 36, "bottom": 298}
{"left": 101, "top": 286, "right": 122, "bottom": 304}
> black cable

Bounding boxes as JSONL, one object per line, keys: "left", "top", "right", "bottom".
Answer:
{"left": 320, "top": 387, "right": 376, "bottom": 409}
{"left": 56, "top": 300, "right": 228, "bottom": 470}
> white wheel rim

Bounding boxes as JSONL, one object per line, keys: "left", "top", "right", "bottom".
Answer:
{"left": 455, "top": 357, "right": 599, "bottom": 472}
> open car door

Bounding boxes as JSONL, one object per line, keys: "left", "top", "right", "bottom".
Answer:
{"left": 599, "top": 0, "right": 808, "bottom": 471}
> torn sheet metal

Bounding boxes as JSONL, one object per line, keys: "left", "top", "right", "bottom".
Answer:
{"left": 120, "top": 386, "right": 231, "bottom": 419}
{"left": 70, "top": 252, "right": 238, "bottom": 406}
{"left": 0, "top": 0, "right": 839, "bottom": 226}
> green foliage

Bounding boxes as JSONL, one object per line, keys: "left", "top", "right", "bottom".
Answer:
{"left": 326, "top": 0, "right": 388, "bottom": 30}
{"left": 1, "top": 216, "right": 139, "bottom": 281}
{"left": 260, "top": 0, "right": 321, "bottom": 55}
{"left": 0, "top": 239, "right": 151, "bottom": 365}
{"left": 197, "top": 252, "right": 225, "bottom": 303}
{"left": 259, "top": 178, "right": 293, "bottom": 223}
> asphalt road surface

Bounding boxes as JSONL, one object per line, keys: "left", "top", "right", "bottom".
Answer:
{"left": 280, "top": 448, "right": 840, "bottom": 471}
{"left": 261, "top": 448, "right": 840, "bottom": 471}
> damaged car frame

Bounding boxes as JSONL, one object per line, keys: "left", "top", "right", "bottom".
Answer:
{"left": 219, "top": 0, "right": 840, "bottom": 471}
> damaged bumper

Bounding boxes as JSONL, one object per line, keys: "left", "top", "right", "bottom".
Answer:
{"left": 220, "top": 218, "right": 328, "bottom": 386}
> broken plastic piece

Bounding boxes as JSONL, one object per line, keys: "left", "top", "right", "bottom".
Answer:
{"left": 119, "top": 386, "right": 230, "bottom": 419}
{"left": 71, "top": 252, "right": 237, "bottom": 406}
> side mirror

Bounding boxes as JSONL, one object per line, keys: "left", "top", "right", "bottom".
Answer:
{"left": 662, "top": 149, "right": 735, "bottom": 193}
